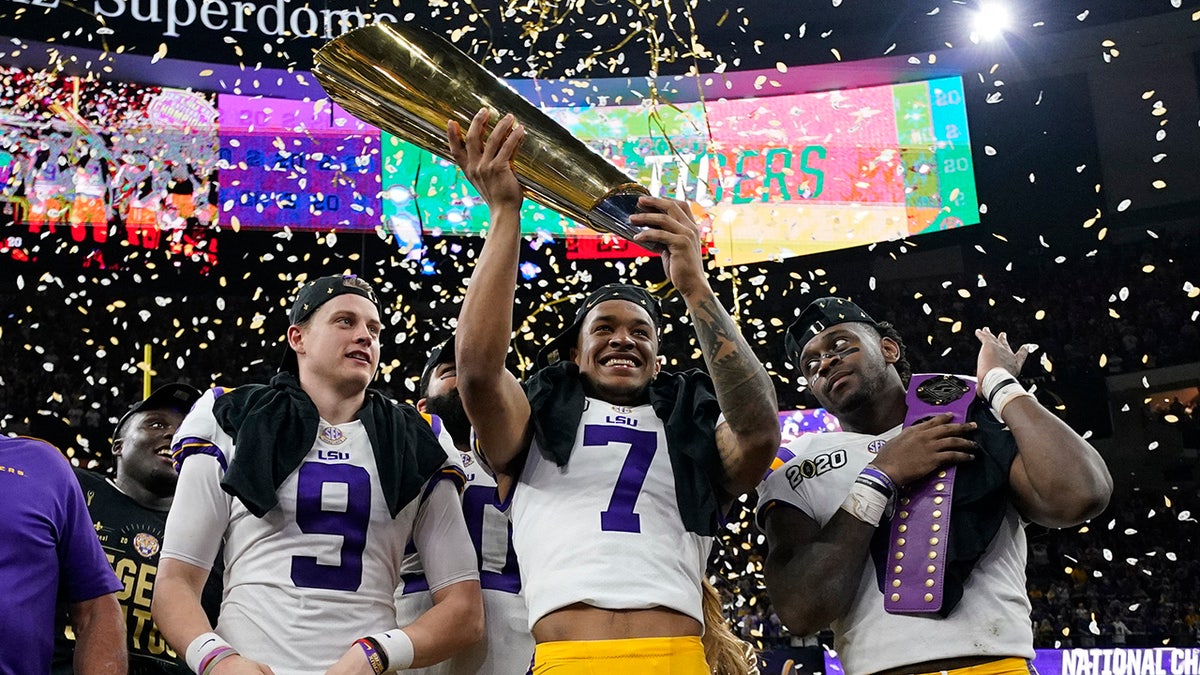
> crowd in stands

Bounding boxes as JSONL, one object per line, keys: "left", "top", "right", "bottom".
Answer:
{"left": 1025, "top": 491, "right": 1200, "bottom": 649}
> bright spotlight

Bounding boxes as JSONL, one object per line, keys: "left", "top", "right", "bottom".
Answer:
{"left": 972, "top": 2, "right": 1012, "bottom": 42}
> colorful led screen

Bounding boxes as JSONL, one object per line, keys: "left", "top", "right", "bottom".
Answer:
{"left": 217, "top": 95, "right": 381, "bottom": 231}
{"left": 379, "top": 76, "right": 978, "bottom": 264}
{"left": 778, "top": 408, "right": 842, "bottom": 445}
{"left": 699, "top": 77, "right": 978, "bottom": 264}
{"left": 1, "top": 68, "right": 976, "bottom": 265}
{"left": 0, "top": 66, "right": 221, "bottom": 263}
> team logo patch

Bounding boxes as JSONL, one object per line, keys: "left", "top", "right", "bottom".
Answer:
{"left": 133, "top": 532, "right": 160, "bottom": 558}
{"left": 867, "top": 439, "right": 886, "bottom": 454}
{"left": 320, "top": 426, "right": 347, "bottom": 445}
{"left": 460, "top": 452, "right": 474, "bottom": 468}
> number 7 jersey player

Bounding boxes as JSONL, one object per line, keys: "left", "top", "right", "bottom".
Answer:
{"left": 447, "top": 109, "right": 780, "bottom": 673}
{"left": 152, "top": 275, "right": 484, "bottom": 675}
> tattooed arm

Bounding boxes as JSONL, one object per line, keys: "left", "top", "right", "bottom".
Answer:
{"left": 633, "top": 197, "right": 780, "bottom": 498}
{"left": 691, "top": 291, "right": 782, "bottom": 497}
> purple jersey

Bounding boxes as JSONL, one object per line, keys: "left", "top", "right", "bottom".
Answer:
{"left": 0, "top": 436, "right": 122, "bottom": 674}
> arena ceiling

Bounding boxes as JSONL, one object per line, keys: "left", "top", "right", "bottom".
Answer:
{"left": 1, "top": 0, "right": 1196, "bottom": 88}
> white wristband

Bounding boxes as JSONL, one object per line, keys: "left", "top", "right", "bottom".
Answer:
{"left": 372, "top": 629, "right": 415, "bottom": 672}
{"left": 980, "top": 367, "right": 1035, "bottom": 422}
{"left": 185, "top": 632, "right": 234, "bottom": 674}
{"left": 840, "top": 481, "right": 890, "bottom": 527}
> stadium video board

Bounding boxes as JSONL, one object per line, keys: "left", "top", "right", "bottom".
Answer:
{"left": 2, "top": 62, "right": 976, "bottom": 265}
{"left": 779, "top": 408, "right": 841, "bottom": 444}
{"left": 0, "top": 66, "right": 221, "bottom": 262}
{"left": 216, "top": 94, "right": 380, "bottom": 231}
{"left": 379, "top": 76, "right": 979, "bottom": 264}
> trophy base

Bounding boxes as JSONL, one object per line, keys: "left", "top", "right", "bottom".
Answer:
{"left": 587, "top": 192, "right": 664, "bottom": 254}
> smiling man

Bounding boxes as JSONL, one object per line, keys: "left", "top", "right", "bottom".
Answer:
{"left": 152, "top": 275, "right": 483, "bottom": 675}
{"left": 52, "top": 383, "right": 221, "bottom": 675}
{"left": 447, "top": 109, "right": 780, "bottom": 673}
{"left": 757, "top": 297, "right": 1112, "bottom": 675}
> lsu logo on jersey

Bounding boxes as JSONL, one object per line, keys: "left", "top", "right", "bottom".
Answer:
{"left": 605, "top": 414, "right": 639, "bottom": 427}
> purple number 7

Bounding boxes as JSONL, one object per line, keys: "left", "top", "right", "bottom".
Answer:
{"left": 584, "top": 424, "right": 658, "bottom": 534}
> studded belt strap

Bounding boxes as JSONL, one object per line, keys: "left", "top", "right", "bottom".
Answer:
{"left": 883, "top": 373, "right": 977, "bottom": 615}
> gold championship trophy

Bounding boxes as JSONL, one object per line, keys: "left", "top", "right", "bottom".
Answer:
{"left": 312, "top": 22, "right": 658, "bottom": 250}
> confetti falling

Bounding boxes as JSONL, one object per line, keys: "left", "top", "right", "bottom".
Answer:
{"left": 0, "top": 0, "right": 1198, "bottom": 653}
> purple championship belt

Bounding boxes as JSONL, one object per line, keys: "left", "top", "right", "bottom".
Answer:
{"left": 883, "top": 373, "right": 977, "bottom": 615}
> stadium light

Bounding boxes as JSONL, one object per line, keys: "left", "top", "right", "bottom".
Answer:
{"left": 971, "top": 2, "right": 1012, "bottom": 42}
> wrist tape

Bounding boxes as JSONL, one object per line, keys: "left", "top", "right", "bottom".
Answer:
{"left": 841, "top": 470, "right": 893, "bottom": 526}
{"left": 185, "top": 632, "right": 236, "bottom": 675}
{"left": 367, "top": 629, "right": 415, "bottom": 672}
{"left": 980, "top": 367, "right": 1035, "bottom": 422}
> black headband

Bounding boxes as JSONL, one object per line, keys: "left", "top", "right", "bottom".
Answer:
{"left": 536, "top": 283, "right": 663, "bottom": 368}
{"left": 289, "top": 274, "right": 381, "bottom": 325}
{"left": 785, "top": 296, "right": 878, "bottom": 368}
{"left": 113, "top": 383, "right": 202, "bottom": 439}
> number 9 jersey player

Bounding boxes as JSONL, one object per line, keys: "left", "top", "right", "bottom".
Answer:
{"left": 153, "top": 275, "right": 484, "bottom": 675}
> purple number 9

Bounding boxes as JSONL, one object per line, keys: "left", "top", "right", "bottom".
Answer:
{"left": 291, "top": 461, "right": 371, "bottom": 592}
{"left": 584, "top": 425, "right": 658, "bottom": 534}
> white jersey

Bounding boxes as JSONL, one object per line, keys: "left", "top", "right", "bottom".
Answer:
{"left": 396, "top": 446, "right": 533, "bottom": 675}
{"left": 509, "top": 397, "right": 711, "bottom": 629}
{"left": 161, "top": 388, "right": 478, "bottom": 675}
{"left": 756, "top": 427, "right": 1034, "bottom": 675}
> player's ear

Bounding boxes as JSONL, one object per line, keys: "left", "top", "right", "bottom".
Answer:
{"left": 416, "top": 398, "right": 428, "bottom": 413}
{"left": 287, "top": 324, "right": 305, "bottom": 354}
{"left": 880, "top": 336, "right": 900, "bottom": 365}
